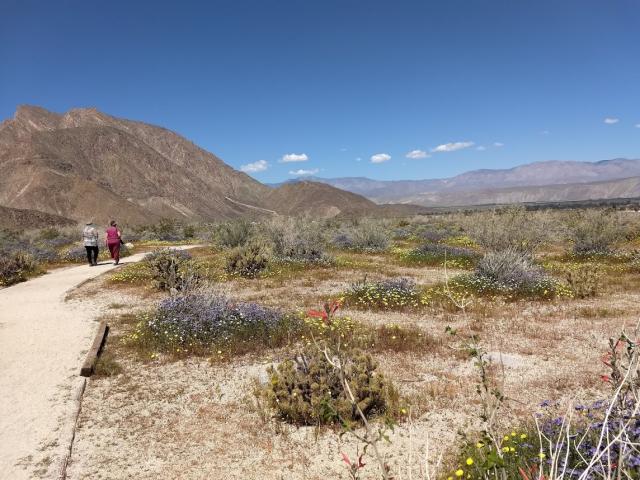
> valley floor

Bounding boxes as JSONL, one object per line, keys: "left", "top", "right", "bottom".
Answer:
{"left": 63, "top": 254, "right": 634, "bottom": 480}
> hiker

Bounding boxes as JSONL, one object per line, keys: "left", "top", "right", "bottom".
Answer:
{"left": 105, "top": 220, "right": 123, "bottom": 265}
{"left": 82, "top": 220, "right": 99, "bottom": 266}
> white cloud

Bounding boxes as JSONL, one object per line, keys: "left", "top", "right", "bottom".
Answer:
{"left": 431, "top": 141, "right": 474, "bottom": 153}
{"left": 355, "top": 157, "right": 362, "bottom": 162}
{"left": 289, "top": 168, "right": 319, "bottom": 176}
{"left": 340, "top": 148, "right": 348, "bottom": 152}
{"left": 280, "top": 153, "right": 309, "bottom": 163}
{"left": 240, "top": 159, "right": 269, "bottom": 173}
{"left": 635, "top": 124, "right": 640, "bottom": 129}
{"left": 405, "top": 149, "right": 429, "bottom": 159}
{"left": 476, "top": 146, "right": 486, "bottom": 151}
{"left": 540, "top": 130, "right": 550, "bottom": 135}
{"left": 493, "top": 142, "right": 504, "bottom": 147}
{"left": 370, "top": 153, "right": 391, "bottom": 164}
{"left": 604, "top": 117, "right": 619, "bottom": 124}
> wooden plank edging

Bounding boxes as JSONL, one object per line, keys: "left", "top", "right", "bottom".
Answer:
{"left": 56, "top": 376, "right": 87, "bottom": 480}
{"left": 79, "top": 320, "right": 109, "bottom": 377}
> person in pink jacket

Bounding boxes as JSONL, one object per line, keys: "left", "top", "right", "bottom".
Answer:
{"left": 105, "top": 220, "right": 122, "bottom": 265}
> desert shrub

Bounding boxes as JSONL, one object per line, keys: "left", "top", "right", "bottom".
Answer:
{"left": 261, "top": 217, "right": 329, "bottom": 263}
{"left": 216, "top": 219, "right": 254, "bottom": 248}
{"left": 131, "top": 293, "right": 300, "bottom": 356}
{"left": 259, "top": 346, "right": 400, "bottom": 425}
{"left": 182, "top": 225, "right": 196, "bottom": 239}
{"left": 463, "top": 206, "right": 549, "bottom": 254}
{"left": 476, "top": 249, "right": 545, "bottom": 287}
{"left": 332, "top": 220, "right": 390, "bottom": 252}
{"left": 225, "top": 239, "right": 272, "bottom": 278}
{"left": 400, "top": 243, "right": 479, "bottom": 268}
{"left": 0, "top": 252, "right": 38, "bottom": 286}
{"left": 343, "top": 277, "right": 423, "bottom": 310}
{"left": 144, "top": 248, "right": 197, "bottom": 291}
{"left": 564, "top": 264, "right": 601, "bottom": 298}
{"left": 571, "top": 209, "right": 625, "bottom": 256}
{"left": 450, "top": 249, "right": 569, "bottom": 300}
{"left": 37, "top": 227, "right": 61, "bottom": 241}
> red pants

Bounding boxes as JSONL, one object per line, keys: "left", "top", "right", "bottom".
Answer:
{"left": 107, "top": 242, "right": 120, "bottom": 262}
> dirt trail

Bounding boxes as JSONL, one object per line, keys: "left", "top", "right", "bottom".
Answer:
{"left": 0, "top": 248, "right": 192, "bottom": 479}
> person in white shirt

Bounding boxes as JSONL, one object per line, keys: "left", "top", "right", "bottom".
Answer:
{"left": 82, "top": 220, "right": 99, "bottom": 266}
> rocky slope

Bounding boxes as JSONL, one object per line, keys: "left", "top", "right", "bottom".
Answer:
{"left": 0, "top": 205, "right": 75, "bottom": 231}
{"left": 0, "top": 106, "right": 271, "bottom": 224}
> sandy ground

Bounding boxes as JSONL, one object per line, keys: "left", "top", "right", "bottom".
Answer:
{"left": 62, "top": 259, "right": 636, "bottom": 480}
{"left": 0, "top": 247, "right": 196, "bottom": 480}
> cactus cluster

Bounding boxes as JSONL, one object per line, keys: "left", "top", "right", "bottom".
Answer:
{"left": 144, "top": 248, "right": 196, "bottom": 291}
{"left": 225, "top": 239, "right": 273, "bottom": 278}
{"left": 260, "top": 347, "right": 399, "bottom": 426}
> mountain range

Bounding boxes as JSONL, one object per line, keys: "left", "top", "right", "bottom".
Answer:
{"left": 1, "top": 105, "right": 640, "bottom": 228}
{"left": 272, "top": 158, "right": 640, "bottom": 206}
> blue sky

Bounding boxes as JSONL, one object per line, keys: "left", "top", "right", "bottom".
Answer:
{"left": 1, "top": 0, "right": 639, "bottom": 182}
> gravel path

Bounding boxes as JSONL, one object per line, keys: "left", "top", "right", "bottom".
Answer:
{"left": 0, "top": 248, "right": 193, "bottom": 479}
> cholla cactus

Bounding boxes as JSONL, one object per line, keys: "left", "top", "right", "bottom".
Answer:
{"left": 144, "top": 248, "right": 194, "bottom": 291}
{"left": 565, "top": 264, "right": 601, "bottom": 298}
{"left": 262, "top": 347, "right": 397, "bottom": 426}
{"left": 225, "top": 239, "right": 272, "bottom": 278}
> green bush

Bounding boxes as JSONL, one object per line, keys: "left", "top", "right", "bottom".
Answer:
{"left": 259, "top": 347, "right": 400, "bottom": 425}
{"left": 225, "top": 239, "right": 272, "bottom": 278}
{"left": 182, "top": 225, "right": 196, "bottom": 239}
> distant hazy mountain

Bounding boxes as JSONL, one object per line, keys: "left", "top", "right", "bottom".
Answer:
{"left": 406, "top": 175, "right": 640, "bottom": 207}
{"left": 277, "top": 158, "right": 640, "bottom": 205}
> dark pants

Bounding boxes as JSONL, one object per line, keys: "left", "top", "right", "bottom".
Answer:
{"left": 108, "top": 242, "right": 120, "bottom": 263}
{"left": 85, "top": 246, "right": 99, "bottom": 265}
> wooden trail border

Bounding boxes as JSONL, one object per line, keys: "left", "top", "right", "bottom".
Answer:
{"left": 80, "top": 320, "right": 109, "bottom": 377}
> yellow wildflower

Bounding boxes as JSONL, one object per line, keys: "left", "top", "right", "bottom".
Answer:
{"left": 466, "top": 458, "right": 474, "bottom": 466}
{"left": 455, "top": 469, "right": 464, "bottom": 477}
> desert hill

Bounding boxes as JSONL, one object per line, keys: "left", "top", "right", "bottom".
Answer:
{"left": 0, "top": 205, "right": 75, "bottom": 231}
{"left": 0, "top": 105, "right": 271, "bottom": 224}
{"left": 0, "top": 105, "right": 399, "bottom": 224}
{"left": 266, "top": 181, "right": 379, "bottom": 218}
